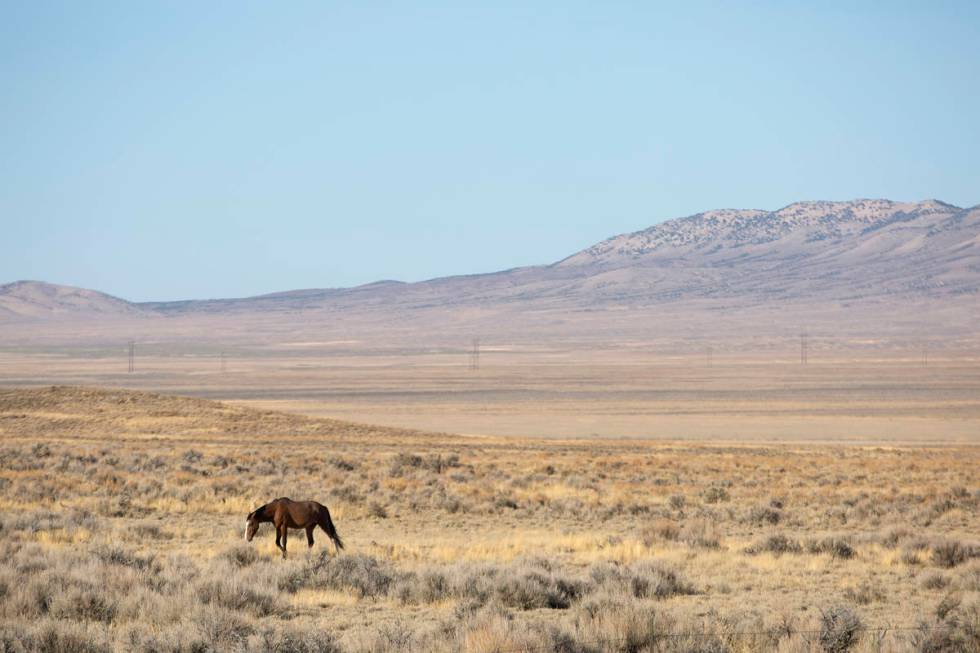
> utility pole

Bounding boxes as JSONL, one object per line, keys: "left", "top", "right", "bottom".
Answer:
{"left": 921, "top": 343, "right": 928, "bottom": 366}
{"left": 469, "top": 338, "right": 480, "bottom": 371}
{"left": 128, "top": 340, "right": 135, "bottom": 373}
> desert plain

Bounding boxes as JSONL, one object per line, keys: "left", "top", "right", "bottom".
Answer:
{"left": 0, "top": 342, "right": 978, "bottom": 653}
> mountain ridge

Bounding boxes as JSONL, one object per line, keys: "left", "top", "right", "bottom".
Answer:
{"left": 558, "top": 199, "right": 966, "bottom": 268}
{"left": 2, "top": 198, "right": 977, "bottom": 323}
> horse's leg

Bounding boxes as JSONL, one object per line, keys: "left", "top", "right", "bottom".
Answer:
{"left": 280, "top": 524, "right": 288, "bottom": 559}
{"left": 306, "top": 525, "right": 315, "bottom": 549}
{"left": 275, "top": 525, "right": 282, "bottom": 554}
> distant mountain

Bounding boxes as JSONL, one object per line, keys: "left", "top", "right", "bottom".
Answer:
{"left": 0, "top": 280, "right": 140, "bottom": 320}
{"left": 561, "top": 200, "right": 960, "bottom": 266}
{"left": 3, "top": 200, "right": 978, "bottom": 337}
{"left": 550, "top": 199, "right": 979, "bottom": 304}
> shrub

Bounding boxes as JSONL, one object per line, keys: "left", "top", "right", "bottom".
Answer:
{"left": 247, "top": 626, "right": 344, "bottom": 653}
{"left": 494, "top": 496, "right": 519, "bottom": 510}
{"left": 94, "top": 546, "right": 158, "bottom": 572}
{"left": 843, "top": 580, "right": 884, "bottom": 605}
{"left": 121, "top": 624, "right": 209, "bottom": 652}
{"left": 132, "top": 522, "right": 172, "bottom": 541}
{"left": 368, "top": 501, "right": 389, "bottom": 519}
{"left": 589, "top": 561, "right": 695, "bottom": 600}
{"left": 9, "top": 576, "right": 51, "bottom": 617}
{"left": 640, "top": 519, "right": 680, "bottom": 545}
{"left": 628, "top": 562, "right": 696, "bottom": 599}
{"left": 575, "top": 597, "right": 674, "bottom": 652}
{"left": 330, "top": 484, "right": 364, "bottom": 505}
{"left": 913, "top": 602, "right": 980, "bottom": 653}
{"left": 495, "top": 569, "right": 584, "bottom": 610}
{"left": 748, "top": 505, "right": 782, "bottom": 525}
{"left": 389, "top": 453, "right": 424, "bottom": 477}
{"left": 441, "top": 496, "right": 464, "bottom": 514}
{"left": 398, "top": 569, "right": 451, "bottom": 604}
{"left": 194, "top": 604, "right": 254, "bottom": 651}
{"left": 818, "top": 606, "right": 863, "bottom": 653}
{"left": 826, "top": 539, "right": 856, "bottom": 560}
{"left": 330, "top": 457, "right": 356, "bottom": 472}
{"left": 680, "top": 519, "right": 721, "bottom": 548}
{"left": 422, "top": 454, "right": 458, "bottom": 474}
{"left": 461, "top": 608, "right": 528, "bottom": 653}
{"left": 932, "top": 540, "right": 972, "bottom": 568}
{"left": 532, "top": 627, "right": 593, "bottom": 653}
{"left": 702, "top": 486, "right": 730, "bottom": 504}
{"left": 312, "top": 554, "right": 395, "bottom": 599}
{"left": 224, "top": 544, "right": 259, "bottom": 567}
{"left": 3, "top": 620, "right": 111, "bottom": 653}
{"left": 50, "top": 584, "right": 117, "bottom": 622}
{"left": 922, "top": 572, "right": 950, "bottom": 590}
{"left": 362, "top": 620, "right": 417, "bottom": 652}
{"left": 880, "top": 527, "right": 911, "bottom": 548}
{"left": 958, "top": 561, "right": 980, "bottom": 592}
{"left": 949, "top": 486, "right": 970, "bottom": 499}
{"left": 806, "top": 537, "right": 856, "bottom": 560}
{"left": 745, "top": 534, "right": 801, "bottom": 557}
{"left": 31, "top": 443, "right": 52, "bottom": 458}
{"left": 935, "top": 593, "right": 961, "bottom": 621}
{"left": 197, "top": 578, "right": 280, "bottom": 616}
{"left": 182, "top": 449, "right": 203, "bottom": 462}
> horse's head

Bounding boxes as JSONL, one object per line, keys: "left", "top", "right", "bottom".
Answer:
{"left": 245, "top": 511, "right": 260, "bottom": 542}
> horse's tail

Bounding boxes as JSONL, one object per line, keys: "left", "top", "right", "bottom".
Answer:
{"left": 319, "top": 506, "right": 344, "bottom": 550}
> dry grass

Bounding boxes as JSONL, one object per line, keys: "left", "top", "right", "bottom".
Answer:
{"left": 0, "top": 386, "right": 978, "bottom": 652}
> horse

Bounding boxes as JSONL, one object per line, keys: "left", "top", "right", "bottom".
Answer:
{"left": 245, "top": 497, "right": 344, "bottom": 558}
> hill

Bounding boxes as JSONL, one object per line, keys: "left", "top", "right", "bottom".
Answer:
{"left": 0, "top": 280, "right": 140, "bottom": 320}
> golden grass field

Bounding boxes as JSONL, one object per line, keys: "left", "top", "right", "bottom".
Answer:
{"left": 0, "top": 373, "right": 978, "bottom": 652}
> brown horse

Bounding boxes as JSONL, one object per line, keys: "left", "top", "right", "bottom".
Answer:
{"left": 245, "top": 497, "right": 344, "bottom": 558}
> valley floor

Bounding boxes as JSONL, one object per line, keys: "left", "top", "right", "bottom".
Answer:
{"left": 2, "top": 347, "right": 979, "bottom": 443}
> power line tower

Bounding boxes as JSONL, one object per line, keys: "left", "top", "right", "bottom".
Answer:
{"left": 800, "top": 330, "right": 808, "bottom": 365}
{"left": 469, "top": 338, "right": 480, "bottom": 371}
{"left": 127, "top": 340, "right": 135, "bottom": 373}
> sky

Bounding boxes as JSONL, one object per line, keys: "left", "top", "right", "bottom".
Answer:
{"left": 1, "top": 2, "right": 978, "bottom": 301}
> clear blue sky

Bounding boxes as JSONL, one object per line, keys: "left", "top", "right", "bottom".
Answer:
{"left": 2, "top": 2, "right": 978, "bottom": 301}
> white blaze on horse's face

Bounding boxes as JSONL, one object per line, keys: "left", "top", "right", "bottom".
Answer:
{"left": 245, "top": 517, "right": 259, "bottom": 542}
